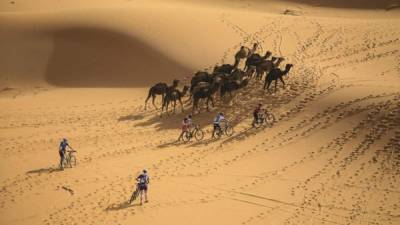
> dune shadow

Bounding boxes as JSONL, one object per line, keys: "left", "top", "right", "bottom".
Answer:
{"left": 26, "top": 166, "right": 63, "bottom": 174}
{"left": 44, "top": 26, "right": 192, "bottom": 87}
{"left": 284, "top": 0, "right": 398, "bottom": 9}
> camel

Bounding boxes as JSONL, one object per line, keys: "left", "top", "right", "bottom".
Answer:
{"left": 161, "top": 86, "right": 189, "bottom": 114}
{"left": 255, "top": 57, "right": 285, "bottom": 80}
{"left": 220, "top": 77, "right": 249, "bottom": 98}
{"left": 213, "top": 64, "right": 235, "bottom": 75}
{"left": 245, "top": 51, "right": 272, "bottom": 71}
{"left": 187, "top": 71, "right": 215, "bottom": 103}
{"left": 263, "top": 64, "right": 293, "bottom": 92}
{"left": 192, "top": 77, "right": 222, "bottom": 112}
{"left": 144, "top": 79, "right": 179, "bottom": 110}
{"left": 233, "top": 43, "right": 258, "bottom": 68}
{"left": 190, "top": 71, "right": 214, "bottom": 93}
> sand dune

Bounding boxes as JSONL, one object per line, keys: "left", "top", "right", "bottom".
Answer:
{"left": 1, "top": 1, "right": 400, "bottom": 225}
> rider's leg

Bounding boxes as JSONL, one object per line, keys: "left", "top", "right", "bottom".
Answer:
{"left": 212, "top": 124, "right": 217, "bottom": 138}
{"left": 144, "top": 188, "right": 148, "bottom": 202}
{"left": 139, "top": 189, "right": 143, "bottom": 205}
{"left": 178, "top": 131, "right": 184, "bottom": 141}
{"left": 59, "top": 151, "right": 64, "bottom": 169}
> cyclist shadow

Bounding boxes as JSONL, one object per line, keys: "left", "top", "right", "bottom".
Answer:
{"left": 26, "top": 166, "right": 64, "bottom": 175}
{"left": 157, "top": 139, "right": 188, "bottom": 148}
{"left": 105, "top": 201, "right": 141, "bottom": 211}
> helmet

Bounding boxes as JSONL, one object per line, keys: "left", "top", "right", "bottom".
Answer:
{"left": 188, "top": 114, "right": 192, "bottom": 118}
{"left": 184, "top": 117, "right": 188, "bottom": 121}
{"left": 143, "top": 169, "right": 147, "bottom": 173}
{"left": 63, "top": 138, "right": 68, "bottom": 142}
{"left": 258, "top": 103, "right": 262, "bottom": 106}
{"left": 219, "top": 112, "right": 224, "bottom": 116}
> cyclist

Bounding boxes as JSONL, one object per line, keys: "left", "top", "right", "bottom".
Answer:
{"left": 136, "top": 169, "right": 150, "bottom": 204}
{"left": 178, "top": 117, "right": 190, "bottom": 141}
{"left": 59, "top": 138, "right": 73, "bottom": 169}
{"left": 252, "top": 103, "right": 263, "bottom": 127}
{"left": 187, "top": 114, "right": 194, "bottom": 131}
{"left": 212, "top": 112, "right": 225, "bottom": 138}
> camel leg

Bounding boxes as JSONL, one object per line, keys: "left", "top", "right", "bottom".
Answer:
{"left": 144, "top": 89, "right": 153, "bottom": 110}
{"left": 263, "top": 79, "right": 268, "bottom": 90}
{"left": 274, "top": 79, "right": 278, "bottom": 92}
{"left": 193, "top": 98, "right": 198, "bottom": 113}
{"left": 266, "top": 81, "right": 272, "bottom": 93}
{"left": 233, "top": 57, "right": 240, "bottom": 68}
{"left": 173, "top": 100, "right": 177, "bottom": 113}
{"left": 152, "top": 94, "right": 158, "bottom": 110}
{"left": 279, "top": 76, "right": 285, "bottom": 88}
{"left": 179, "top": 97, "right": 184, "bottom": 112}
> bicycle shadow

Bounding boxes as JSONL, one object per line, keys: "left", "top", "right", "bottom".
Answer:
{"left": 105, "top": 201, "right": 140, "bottom": 211}
{"left": 26, "top": 166, "right": 64, "bottom": 175}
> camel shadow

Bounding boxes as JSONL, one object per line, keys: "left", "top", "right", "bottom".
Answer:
{"left": 118, "top": 114, "right": 146, "bottom": 122}
{"left": 132, "top": 107, "right": 217, "bottom": 131}
{"left": 26, "top": 166, "right": 64, "bottom": 175}
{"left": 105, "top": 201, "right": 140, "bottom": 211}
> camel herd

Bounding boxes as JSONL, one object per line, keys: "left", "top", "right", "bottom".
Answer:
{"left": 144, "top": 43, "right": 293, "bottom": 114}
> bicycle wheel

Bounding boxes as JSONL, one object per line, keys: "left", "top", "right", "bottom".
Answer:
{"left": 129, "top": 189, "right": 139, "bottom": 204}
{"left": 61, "top": 158, "right": 68, "bottom": 169}
{"left": 265, "top": 113, "right": 275, "bottom": 127}
{"left": 69, "top": 155, "right": 77, "bottom": 167}
{"left": 225, "top": 125, "right": 234, "bottom": 136}
{"left": 194, "top": 129, "right": 204, "bottom": 141}
{"left": 212, "top": 128, "right": 222, "bottom": 139}
{"left": 182, "top": 131, "right": 191, "bottom": 142}
{"left": 253, "top": 118, "right": 262, "bottom": 128}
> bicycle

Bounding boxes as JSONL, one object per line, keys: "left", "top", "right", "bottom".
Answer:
{"left": 60, "top": 150, "right": 77, "bottom": 169}
{"left": 212, "top": 120, "right": 234, "bottom": 138}
{"left": 129, "top": 183, "right": 141, "bottom": 204}
{"left": 252, "top": 111, "right": 275, "bottom": 128}
{"left": 181, "top": 124, "right": 205, "bottom": 142}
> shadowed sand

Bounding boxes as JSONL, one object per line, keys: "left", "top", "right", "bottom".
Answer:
{"left": 45, "top": 26, "right": 192, "bottom": 87}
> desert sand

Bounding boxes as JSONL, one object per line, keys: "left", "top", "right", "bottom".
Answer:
{"left": 1, "top": 0, "right": 400, "bottom": 225}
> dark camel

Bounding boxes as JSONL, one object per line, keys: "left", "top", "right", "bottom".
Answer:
{"left": 213, "top": 64, "right": 235, "bottom": 75}
{"left": 192, "top": 77, "right": 222, "bottom": 112}
{"left": 161, "top": 86, "right": 189, "bottom": 115}
{"left": 255, "top": 57, "right": 285, "bottom": 80}
{"left": 144, "top": 79, "right": 179, "bottom": 110}
{"left": 233, "top": 43, "right": 258, "bottom": 68}
{"left": 263, "top": 64, "right": 293, "bottom": 92}
{"left": 245, "top": 51, "right": 272, "bottom": 71}
{"left": 220, "top": 77, "right": 249, "bottom": 98}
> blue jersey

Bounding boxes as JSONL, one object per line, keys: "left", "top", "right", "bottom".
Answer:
{"left": 137, "top": 174, "right": 149, "bottom": 185}
{"left": 59, "top": 141, "right": 69, "bottom": 151}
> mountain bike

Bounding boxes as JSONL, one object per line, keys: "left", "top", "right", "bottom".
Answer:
{"left": 60, "top": 150, "right": 77, "bottom": 169}
{"left": 129, "top": 183, "right": 141, "bottom": 204}
{"left": 252, "top": 111, "right": 275, "bottom": 128}
{"left": 212, "top": 120, "right": 234, "bottom": 138}
{"left": 181, "top": 124, "right": 205, "bottom": 142}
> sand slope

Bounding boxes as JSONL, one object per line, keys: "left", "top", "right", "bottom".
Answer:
{"left": 1, "top": 1, "right": 400, "bottom": 225}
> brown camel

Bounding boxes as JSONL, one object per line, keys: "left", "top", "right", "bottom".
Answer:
{"left": 233, "top": 43, "right": 258, "bottom": 68}
{"left": 220, "top": 77, "right": 249, "bottom": 98}
{"left": 144, "top": 79, "right": 179, "bottom": 110}
{"left": 245, "top": 51, "right": 272, "bottom": 71}
{"left": 255, "top": 57, "right": 285, "bottom": 80}
{"left": 161, "top": 86, "right": 189, "bottom": 115}
{"left": 192, "top": 77, "right": 222, "bottom": 112}
{"left": 263, "top": 64, "right": 293, "bottom": 92}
